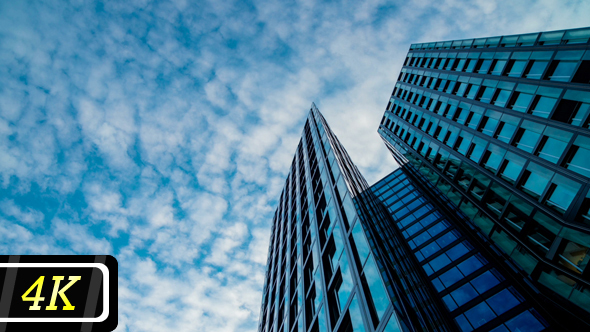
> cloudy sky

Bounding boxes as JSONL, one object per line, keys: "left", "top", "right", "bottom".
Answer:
{"left": 0, "top": 0, "right": 589, "bottom": 331}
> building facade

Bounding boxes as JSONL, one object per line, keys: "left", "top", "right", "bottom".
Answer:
{"left": 259, "top": 27, "right": 590, "bottom": 332}
{"left": 257, "top": 105, "right": 406, "bottom": 332}
{"left": 378, "top": 27, "right": 590, "bottom": 330}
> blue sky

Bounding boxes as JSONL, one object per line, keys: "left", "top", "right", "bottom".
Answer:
{"left": 0, "top": 0, "right": 589, "bottom": 331}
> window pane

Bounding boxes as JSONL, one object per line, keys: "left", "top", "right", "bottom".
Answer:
{"left": 520, "top": 163, "right": 553, "bottom": 200}
{"left": 486, "top": 289, "right": 520, "bottom": 315}
{"left": 451, "top": 283, "right": 479, "bottom": 307}
{"left": 530, "top": 96, "right": 557, "bottom": 118}
{"left": 464, "top": 302, "right": 496, "bottom": 329}
{"left": 545, "top": 174, "right": 581, "bottom": 214}
{"left": 512, "top": 93, "right": 534, "bottom": 113}
{"left": 548, "top": 61, "right": 577, "bottom": 82}
{"left": 524, "top": 60, "right": 548, "bottom": 79}
{"left": 506, "top": 60, "right": 527, "bottom": 77}
{"left": 505, "top": 311, "right": 545, "bottom": 332}
{"left": 347, "top": 295, "right": 366, "bottom": 332}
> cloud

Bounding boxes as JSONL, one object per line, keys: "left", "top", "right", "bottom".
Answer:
{"left": 1, "top": 0, "right": 589, "bottom": 331}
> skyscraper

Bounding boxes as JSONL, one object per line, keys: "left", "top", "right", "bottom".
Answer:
{"left": 378, "top": 27, "right": 590, "bottom": 330}
{"left": 258, "top": 27, "right": 590, "bottom": 332}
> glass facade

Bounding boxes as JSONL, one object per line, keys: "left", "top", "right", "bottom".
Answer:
{"left": 379, "top": 27, "right": 590, "bottom": 330}
{"left": 259, "top": 27, "right": 590, "bottom": 332}
{"left": 258, "top": 105, "right": 406, "bottom": 332}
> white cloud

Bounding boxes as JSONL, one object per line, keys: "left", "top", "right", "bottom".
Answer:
{"left": 1, "top": 0, "right": 589, "bottom": 331}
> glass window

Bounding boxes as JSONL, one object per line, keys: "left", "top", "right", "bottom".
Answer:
{"left": 457, "top": 254, "right": 485, "bottom": 276}
{"left": 490, "top": 59, "right": 507, "bottom": 75}
{"left": 495, "top": 114, "right": 519, "bottom": 144}
{"left": 509, "top": 92, "right": 534, "bottom": 113}
{"left": 504, "top": 60, "right": 527, "bottom": 77}
{"left": 475, "top": 59, "right": 493, "bottom": 74}
{"left": 477, "top": 86, "right": 496, "bottom": 103}
{"left": 351, "top": 221, "right": 370, "bottom": 268}
{"left": 471, "top": 270, "right": 501, "bottom": 294}
{"left": 481, "top": 144, "right": 506, "bottom": 173}
{"left": 544, "top": 174, "right": 582, "bottom": 214}
{"left": 491, "top": 89, "right": 512, "bottom": 107}
{"left": 512, "top": 120, "right": 545, "bottom": 153}
{"left": 545, "top": 60, "right": 578, "bottom": 82}
{"left": 450, "top": 283, "right": 479, "bottom": 307}
{"left": 383, "top": 312, "right": 402, "bottom": 332}
{"left": 498, "top": 152, "right": 526, "bottom": 184}
{"left": 486, "top": 288, "right": 521, "bottom": 315}
{"left": 527, "top": 212, "right": 560, "bottom": 254}
{"left": 552, "top": 95, "right": 590, "bottom": 128}
{"left": 523, "top": 60, "right": 549, "bottom": 79}
{"left": 478, "top": 113, "right": 500, "bottom": 137}
{"left": 346, "top": 295, "right": 366, "bottom": 332}
{"left": 519, "top": 162, "right": 553, "bottom": 200}
{"left": 464, "top": 302, "right": 496, "bottom": 329}
{"left": 563, "top": 135, "right": 590, "bottom": 178}
{"left": 361, "top": 256, "right": 390, "bottom": 325}
{"left": 557, "top": 227, "right": 590, "bottom": 274}
{"left": 529, "top": 95, "right": 558, "bottom": 118}
{"left": 491, "top": 228, "right": 518, "bottom": 255}
{"left": 535, "top": 127, "right": 572, "bottom": 164}
{"left": 336, "top": 252, "right": 354, "bottom": 312}
{"left": 505, "top": 311, "right": 546, "bottom": 332}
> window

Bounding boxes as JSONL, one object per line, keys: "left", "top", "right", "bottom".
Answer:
{"left": 508, "top": 92, "right": 534, "bottom": 113}
{"left": 562, "top": 135, "right": 590, "bottom": 178}
{"left": 551, "top": 90, "right": 590, "bottom": 127}
{"left": 494, "top": 114, "right": 519, "bottom": 144}
{"left": 544, "top": 174, "right": 582, "bottom": 214}
{"left": 572, "top": 60, "right": 590, "bottom": 83}
{"left": 544, "top": 60, "right": 578, "bottom": 82}
{"left": 491, "top": 88, "right": 512, "bottom": 107}
{"left": 519, "top": 162, "right": 553, "bottom": 200}
{"left": 478, "top": 111, "right": 501, "bottom": 137}
{"left": 489, "top": 59, "right": 507, "bottom": 75}
{"left": 465, "top": 84, "right": 480, "bottom": 99}
{"left": 523, "top": 60, "right": 549, "bottom": 79}
{"left": 556, "top": 227, "right": 590, "bottom": 274}
{"left": 477, "top": 86, "right": 496, "bottom": 103}
{"left": 474, "top": 59, "right": 493, "bottom": 74}
{"left": 481, "top": 144, "right": 506, "bottom": 173}
{"left": 504, "top": 59, "right": 527, "bottom": 77}
{"left": 498, "top": 152, "right": 526, "bottom": 184}
{"left": 529, "top": 95, "right": 558, "bottom": 118}
{"left": 528, "top": 211, "right": 560, "bottom": 254}
{"left": 534, "top": 127, "right": 572, "bottom": 164}
{"left": 512, "top": 120, "right": 545, "bottom": 153}
{"left": 485, "top": 183, "right": 512, "bottom": 216}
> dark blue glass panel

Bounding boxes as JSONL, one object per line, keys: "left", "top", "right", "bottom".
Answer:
{"left": 439, "top": 267, "right": 463, "bottom": 288}
{"left": 446, "top": 242, "right": 470, "bottom": 260}
{"left": 464, "top": 302, "right": 496, "bottom": 328}
{"left": 505, "top": 311, "right": 545, "bottom": 332}
{"left": 443, "top": 294, "right": 458, "bottom": 311}
{"left": 455, "top": 314, "right": 473, "bottom": 332}
{"left": 420, "top": 242, "right": 441, "bottom": 260}
{"left": 436, "top": 230, "right": 459, "bottom": 248}
{"left": 451, "top": 283, "right": 479, "bottom": 306}
{"left": 486, "top": 289, "right": 520, "bottom": 315}
{"left": 471, "top": 270, "right": 500, "bottom": 294}
{"left": 457, "top": 256, "right": 484, "bottom": 276}
{"left": 489, "top": 324, "right": 510, "bottom": 332}
{"left": 432, "top": 278, "right": 445, "bottom": 292}
{"left": 428, "top": 253, "right": 452, "bottom": 272}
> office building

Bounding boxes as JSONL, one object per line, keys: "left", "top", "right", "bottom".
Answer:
{"left": 378, "top": 27, "right": 590, "bottom": 330}
{"left": 258, "top": 27, "right": 590, "bottom": 332}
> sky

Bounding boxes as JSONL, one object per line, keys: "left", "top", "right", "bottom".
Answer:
{"left": 0, "top": 0, "right": 589, "bottom": 331}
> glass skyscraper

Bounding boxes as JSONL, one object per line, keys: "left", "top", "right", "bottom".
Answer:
{"left": 259, "top": 27, "right": 590, "bottom": 332}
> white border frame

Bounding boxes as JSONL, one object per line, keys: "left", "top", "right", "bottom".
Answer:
{"left": 0, "top": 263, "right": 109, "bottom": 322}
